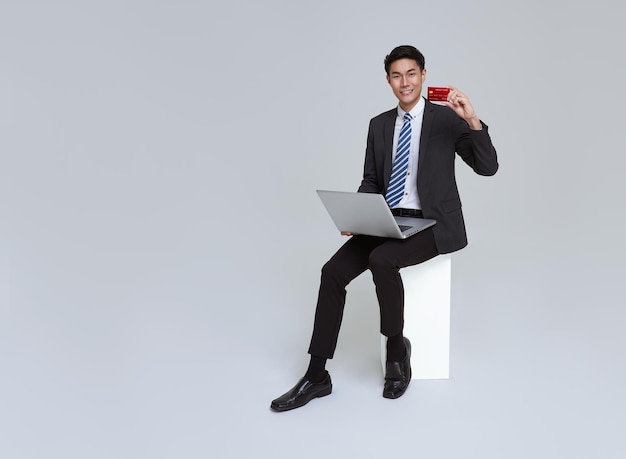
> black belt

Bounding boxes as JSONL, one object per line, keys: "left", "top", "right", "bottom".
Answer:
{"left": 391, "top": 208, "right": 423, "bottom": 218}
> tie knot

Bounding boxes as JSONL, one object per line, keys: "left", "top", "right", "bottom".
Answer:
{"left": 404, "top": 113, "right": 412, "bottom": 123}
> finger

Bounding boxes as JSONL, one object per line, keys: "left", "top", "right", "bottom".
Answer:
{"left": 447, "top": 89, "right": 460, "bottom": 104}
{"left": 447, "top": 87, "right": 467, "bottom": 105}
{"left": 447, "top": 95, "right": 462, "bottom": 106}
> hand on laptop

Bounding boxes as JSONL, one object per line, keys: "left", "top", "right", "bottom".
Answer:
{"left": 341, "top": 231, "right": 357, "bottom": 236}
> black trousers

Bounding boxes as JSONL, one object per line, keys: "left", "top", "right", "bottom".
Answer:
{"left": 307, "top": 227, "right": 439, "bottom": 359}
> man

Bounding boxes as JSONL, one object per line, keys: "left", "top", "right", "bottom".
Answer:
{"left": 271, "top": 45, "right": 498, "bottom": 412}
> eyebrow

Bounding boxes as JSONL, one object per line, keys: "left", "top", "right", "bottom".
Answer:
{"left": 391, "top": 68, "right": 418, "bottom": 75}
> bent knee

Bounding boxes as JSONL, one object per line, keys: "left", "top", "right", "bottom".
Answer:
{"left": 320, "top": 260, "right": 342, "bottom": 281}
{"left": 368, "top": 251, "right": 396, "bottom": 273}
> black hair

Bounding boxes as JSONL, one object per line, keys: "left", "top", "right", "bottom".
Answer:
{"left": 384, "top": 46, "right": 425, "bottom": 75}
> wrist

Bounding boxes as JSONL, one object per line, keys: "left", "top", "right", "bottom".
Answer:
{"left": 467, "top": 116, "right": 482, "bottom": 130}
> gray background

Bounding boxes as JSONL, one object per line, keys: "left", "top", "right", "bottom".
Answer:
{"left": 1, "top": 1, "right": 625, "bottom": 458}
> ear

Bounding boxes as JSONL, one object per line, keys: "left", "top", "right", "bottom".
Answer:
{"left": 421, "top": 68, "right": 427, "bottom": 82}
{"left": 386, "top": 74, "right": 391, "bottom": 85}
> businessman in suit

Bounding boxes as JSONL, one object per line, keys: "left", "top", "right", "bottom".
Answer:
{"left": 271, "top": 45, "right": 498, "bottom": 411}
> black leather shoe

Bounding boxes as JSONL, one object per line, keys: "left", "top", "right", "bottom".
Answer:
{"left": 383, "top": 337, "right": 412, "bottom": 399}
{"left": 270, "top": 372, "right": 332, "bottom": 412}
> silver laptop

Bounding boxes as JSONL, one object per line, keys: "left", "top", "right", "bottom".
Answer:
{"left": 316, "top": 190, "right": 436, "bottom": 239}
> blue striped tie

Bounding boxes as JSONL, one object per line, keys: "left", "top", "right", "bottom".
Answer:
{"left": 386, "top": 113, "right": 412, "bottom": 208}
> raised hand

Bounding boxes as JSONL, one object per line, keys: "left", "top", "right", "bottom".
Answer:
{"left": 443, "top": 86, "right": 482, "bottom": 130}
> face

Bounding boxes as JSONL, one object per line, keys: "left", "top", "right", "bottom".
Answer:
{"left": 386, "top": 58, "right": 426, "bottom": 112}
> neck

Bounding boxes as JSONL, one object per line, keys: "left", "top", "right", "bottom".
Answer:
{"left": 399, "top": 98, "right": 420, "bottom": 113}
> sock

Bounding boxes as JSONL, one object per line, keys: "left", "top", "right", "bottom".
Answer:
{"left": 304, "top": 355, "right": 327, "bottom": 383}
{"left": 386, "top": 332, "right": 406, "bottom": 362}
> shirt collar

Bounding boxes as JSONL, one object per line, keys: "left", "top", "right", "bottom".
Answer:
{"left": 397, "top": 96, "right": 425, "bottom": 119}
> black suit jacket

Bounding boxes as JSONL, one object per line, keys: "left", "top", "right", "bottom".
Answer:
{"left": 357, "top": 99, "right": 498, "bottom": 253}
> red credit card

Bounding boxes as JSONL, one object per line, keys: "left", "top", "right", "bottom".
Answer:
{"left": 427, "top": 87, "right": 450, "bottom": 102}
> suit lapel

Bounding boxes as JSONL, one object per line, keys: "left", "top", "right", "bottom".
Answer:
{"left": 418, "top": 101, "right": 434, "bottom": 176}
{"left": 383, "top": 109, "right": 396, "bottom": 191}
